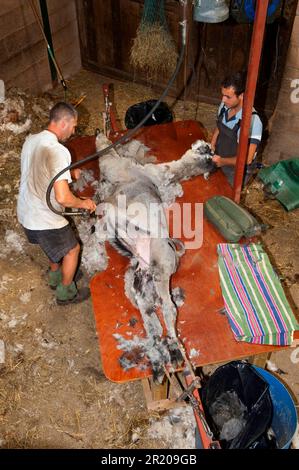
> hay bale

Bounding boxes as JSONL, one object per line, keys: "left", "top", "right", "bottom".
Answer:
{"left": 130, "top": 23, "right": 178, "bottom": 80}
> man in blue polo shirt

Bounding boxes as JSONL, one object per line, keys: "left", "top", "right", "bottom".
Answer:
{"left": 210, "top": 72, "right": 263, "bottom": 186}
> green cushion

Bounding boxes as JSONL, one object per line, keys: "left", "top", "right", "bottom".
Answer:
{"left": 204, "top": 196, "right": 262, "bottom": 242}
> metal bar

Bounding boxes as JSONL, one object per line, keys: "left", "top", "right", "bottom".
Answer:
{"left": 182, "top": 0, "right": 192, "bottom": 116}
{"left": 233, "top": 0, "right": 269, "bottom": 203}
{"left": 163, "top": 368, "right": 216, "bottom": 444}
{"left": 184, "top": 372, "right": 220, "bottom": 448}
{"left": 102, "top": 84, "right": 121, "bottom": 135}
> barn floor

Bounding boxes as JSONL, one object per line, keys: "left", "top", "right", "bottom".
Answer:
{"left": 0, "top": 69, "right": 298, "bottom": 449}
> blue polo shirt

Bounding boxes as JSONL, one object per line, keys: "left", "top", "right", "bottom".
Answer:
{"left": 218, "top": 103, "right": 263, "bottom": 146}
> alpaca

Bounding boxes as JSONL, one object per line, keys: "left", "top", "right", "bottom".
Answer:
{"left": 76, "top": 134, "right": 215, "bottom": 382}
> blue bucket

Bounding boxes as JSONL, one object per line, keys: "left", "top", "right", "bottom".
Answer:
{"left": 253, "top": 366, "right": 298, "bottom": 449}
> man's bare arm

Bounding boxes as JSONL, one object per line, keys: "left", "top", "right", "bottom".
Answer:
{"left": 54, "top": 180, "right": 96, "bottom": 212}
{"left": 247, "top": 143, "right": 258, "bottom": 164}
{"left": 210, "top": 128, "right": 219, "bottom": 151}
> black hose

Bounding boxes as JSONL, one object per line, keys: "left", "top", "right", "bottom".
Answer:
{"left": 46, "top": 21, "right": 186, "bottom": 216}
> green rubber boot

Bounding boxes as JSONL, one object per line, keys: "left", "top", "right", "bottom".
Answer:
{"left": 49, "top": 268, "right": 84, "bottom": 290}
{"left": 48, "top": 269, "right": 62, "bottom": 290}
{"left": 56, "top": 281, "right": 90, "bottom": 305}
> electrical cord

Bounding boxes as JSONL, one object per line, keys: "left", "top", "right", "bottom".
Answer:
{"left": 46, "top": 19, "right": 187, "bottom": 216}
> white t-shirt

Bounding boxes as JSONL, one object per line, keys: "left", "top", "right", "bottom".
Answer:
{"left": 17, "top": 130, "right": 72, "bottom": 230}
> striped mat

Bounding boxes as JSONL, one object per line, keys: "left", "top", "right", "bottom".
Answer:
{"left": 217, "top": 243, "right": 299, "bottom": 346}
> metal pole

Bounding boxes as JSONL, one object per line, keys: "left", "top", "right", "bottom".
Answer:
{"left": 233, "top": 0, "right": 269, "bottom": 203}
{"left": 181, "top": 0, "right": 192, "bottom": 116}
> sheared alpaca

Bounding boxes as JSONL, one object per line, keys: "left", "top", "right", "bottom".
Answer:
{"left": 77, "top": 134, "right": 215, "bottom": 382}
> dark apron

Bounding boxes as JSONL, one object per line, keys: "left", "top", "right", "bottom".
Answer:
{"left": 215, "top": 107, "right": 241, "bottom": 186}
{"left": 215, "top": 107, "right": 256, "bottom": 187}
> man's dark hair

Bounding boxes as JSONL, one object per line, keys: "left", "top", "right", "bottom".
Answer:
{"left": 49, "top": 102, "right": 77, "bottom": 122}
{"left": 221, "top": 71, "right": 246, "bottom": 96}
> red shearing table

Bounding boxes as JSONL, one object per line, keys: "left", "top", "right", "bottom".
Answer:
{"left": 67, "top": 120, "right": 299, "bottom": 417}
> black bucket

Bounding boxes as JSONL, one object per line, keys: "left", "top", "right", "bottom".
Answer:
{"left": 200, "top": 361, "right": 274, "bottom": 449}
{"left": 125, "top": 99, "right": 173, "bottom": 129}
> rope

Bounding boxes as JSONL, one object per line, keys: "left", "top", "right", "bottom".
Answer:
{"left": 141, "top": 0, "right": 168, "bottom": 29}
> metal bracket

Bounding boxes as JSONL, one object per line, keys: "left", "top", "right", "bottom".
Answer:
{"left": 175, "top": 377, "right": 201, "bottom": 402}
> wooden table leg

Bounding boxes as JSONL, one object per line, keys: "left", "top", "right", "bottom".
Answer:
{"left": 141, "top": 374, "right": 188, "bottom": 412}
{"left": 248, "top": 352, "right": 271, "bottom": 368}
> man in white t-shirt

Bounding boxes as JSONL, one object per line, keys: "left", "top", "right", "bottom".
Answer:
{"left": 17, "top": 102, "right": 96, "bottom": 305}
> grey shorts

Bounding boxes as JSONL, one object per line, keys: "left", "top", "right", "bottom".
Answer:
{"left": 23, "top": 224, "right": 78, "bottom": 263}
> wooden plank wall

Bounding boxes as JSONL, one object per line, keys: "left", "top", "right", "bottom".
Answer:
{"left": 264, "top": 1, "right": 299, "bottom": 163}
{"left": 0, "top": 0, "right": 81, "bottom": 93}
{"left": 76, "top": 0, "right": 188, "bottom": 96}
{"left": 75, "top": 0, "right": 298, "bottom": 115}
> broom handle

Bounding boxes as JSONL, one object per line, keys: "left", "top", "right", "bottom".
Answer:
{"left": 29, "top": 0, "right": 67, "bottom": 93}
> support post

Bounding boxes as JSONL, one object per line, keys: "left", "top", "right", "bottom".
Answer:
{"left": 248, "top": 352, "right": 271, "bottom": 369}
{"left": 233, "top": 0, "right": 269, "bottom": 203}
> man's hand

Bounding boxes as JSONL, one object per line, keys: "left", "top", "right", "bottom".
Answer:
{"left": 212, "top": 155, "right": 237, "bottom": 167}
{"left": 71, "top": 168, "right": 81, "bottom": 180}
{"left": 80, "top": 198, "right": 97, "bottom": 213}
{"left": 212, "top": 155, "right": 224, "bottom": 167}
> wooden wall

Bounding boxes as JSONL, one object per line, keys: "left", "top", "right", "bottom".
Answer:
{"left": 75, "top": 0, "right": 298, "bottom": 115}
{"left": 264, "top": 1, "right": 299, "bottom": 163}
{"left": 0, "top": 0, "right": 81, "bottom": 93}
